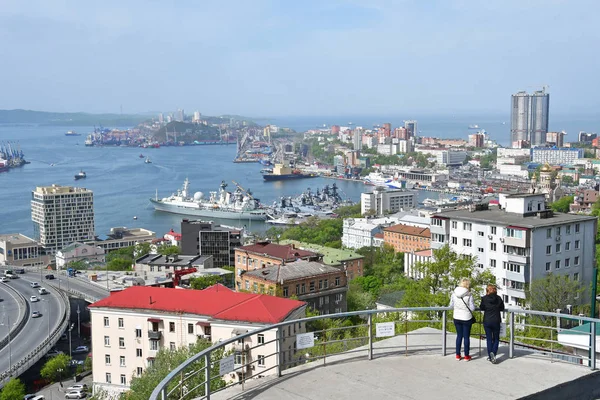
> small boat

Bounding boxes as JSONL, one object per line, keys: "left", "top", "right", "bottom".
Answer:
{"left": 145, "top": 157, "right": 152, "bottom": 164}
{"left": 139, "top": 154, "right": 144, "bottom": 158}
{"left": 65, "top": 130, "right": 81, "bottom": 136}
{"left": 133, "top": 216, "right": 138, "bottom": 220}
{"left": 74, "top": 170, "right": 86, "bottom": 180}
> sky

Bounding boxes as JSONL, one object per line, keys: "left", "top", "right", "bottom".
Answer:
{"left": 0, "top": 0, "right": 599, "bottom": 117}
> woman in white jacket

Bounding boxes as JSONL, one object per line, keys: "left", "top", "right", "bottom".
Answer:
{"left": 449, "top": 278, "right": 476, "bottom": 361}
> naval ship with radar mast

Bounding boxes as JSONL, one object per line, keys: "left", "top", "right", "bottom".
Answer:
{"left": 150, "top": 178, "right": 269, "bottom": 220}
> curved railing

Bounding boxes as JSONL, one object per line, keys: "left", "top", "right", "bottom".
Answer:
{"left": 0, "top": 284, "right": 71, "bottom": 387}
{"left": 0, "top": 283, "right": 30, "bottom": 351}
{"left": 149, "top": 307, "right": 600, "bottom": 400}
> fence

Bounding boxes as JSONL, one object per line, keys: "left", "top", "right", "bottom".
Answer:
{"left": 0, "top": 283, "right": 29, "bottom": 351}
{"left": 149, "top": 307, "right": 600, "bottom": 400}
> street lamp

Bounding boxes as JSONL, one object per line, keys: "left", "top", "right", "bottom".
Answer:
{"left": 77, "top": 304, "right": 81, "bottom": 337}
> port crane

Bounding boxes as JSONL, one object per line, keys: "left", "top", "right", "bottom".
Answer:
{"left": 232, "top": 180, "right": 255, "bottom": 200}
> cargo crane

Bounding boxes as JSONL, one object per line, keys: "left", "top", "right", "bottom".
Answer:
{"left": 232, "top": 180, "right": 255, "bottom": 200}
{"left": 171, "top": 267, "right": 197, "bottom": 287}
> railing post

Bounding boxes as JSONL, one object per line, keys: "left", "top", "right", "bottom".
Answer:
{"left": 509, "top": 311, "right": 515, "bottom": 359}
{"left": 276, "top": 326, "right": 283, "bottom": 377}
{"left": 442, "top": 310, "right": 447, "bottom": 356}
{"left": 204, "top": 351, "right": 211, "bottom": 399}
{"left": 161, "top": 388, "right": 167, "bottom": 400}
{"left": 591, "top": 321, "right": 596, "bottom": 370}
{"left": 367, "top": 314, "right": 373, "bottom": 360}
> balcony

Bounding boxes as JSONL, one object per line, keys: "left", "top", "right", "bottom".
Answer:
{"left": 501, "top": 235, "right": 528, "bottom": 248}
{"left": 148, "top": 330, "right": 162, "bottom": 340}
{"left": 505, "top": 252, "right": 530, "bottom": 264}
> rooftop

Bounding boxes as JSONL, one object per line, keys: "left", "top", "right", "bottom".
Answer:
{"left": 236, "top": 242, "right": 318, "bottom": 261}
{"left": 243, "top": 260, "right": 342, "bottom": 282}
{"left": 433, "top": 208, "right": 597, "bottom": 228}
{"left": 33, "top": 184, "right": 92, "bottom": 195}
{"left": 280, "top": 240, "right": 363, "bottom": 264}
{"left": 0, "top": 233, "right": 37, "bottom": 245}
{"left": 383, "top": 224, "right": 431, "bottom": 237}
{"left": 135, "top": 254, "right": 212, "bottom": 267}
{"left": 89, "top": 284, "right": 305, "bottom": 324}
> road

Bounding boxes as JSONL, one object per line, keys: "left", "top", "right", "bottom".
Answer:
{"left": 43, "top": 273, "right": 109, "bottom": 303}
{"left": 0, "top": 283, "right": 25, "bottom": 346}
{"left": 0, "top": 274, "right": 66, "bottom": 377}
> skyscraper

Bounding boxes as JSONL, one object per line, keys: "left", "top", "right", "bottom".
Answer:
{"left": 31, "top": 184, "right": 95, "bottom": 254}
{"left": 510, "top": 89, "right": 549, "bottom": 147}
{"left": 352, "top": 128, "right": 363, "bottom": 151}
{"left": 404, "top": 120, "right": 417, "bottom": 138}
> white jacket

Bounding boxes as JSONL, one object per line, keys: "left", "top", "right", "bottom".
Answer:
{"left": 449, "top": 286, "right": 475, "bottom": 321}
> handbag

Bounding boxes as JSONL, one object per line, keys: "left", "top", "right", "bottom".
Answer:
{"left": 460, "top": 296, "right": 477, "bottom": 324}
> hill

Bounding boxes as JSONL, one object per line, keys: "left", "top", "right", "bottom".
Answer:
{"left": 0, "top": 109, "right": 147, "bottom": 126}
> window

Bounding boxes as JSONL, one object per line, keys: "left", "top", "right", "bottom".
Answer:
{"left": 478, "top": 247, "right": 484, "bottom": 253}
{"left": 150, "top": 340, "right": 158, "bottom": 351}
{"left": 335, "top": 293, "right": 343, "bottom": 302}
{"left": 258, "top": 334, "right": 264, "bottom": 345}
{"left": 324, "top": 279, "right": 329, "bottom": 289}
{"left": 258, "top": 355, "right": 265, "bottom": 366}
{"left": 574, "top": 272, "right": 579, "bottom": 281}
{"left": 575, "top": 223, "right": 580, "bottom": 233}
{"left": 235, "top": 352, "right": 244, "bottom": 365}
{"left": 237, "top": 255, "right": 240, "bottom": 264}
{"left": 478, "top": 231, "right": 484, "bottom": 237}
{"left": 451, "top": 236, "right": 457, "bottom": 245}
{"left": 105, "top": 373, "right": 111, "bottom": 384}
{"left": 120, "top": 356, "right": 125, "bottom": 367}
{"left": 566, "top": 225, "right": 571, "bottom": 235}
{"left": 545, "top": 262, "right": 551, "bottom": 271}
{"left": 463, "top": 223, "right": 472, "bottom": 231}
{"left": 490, "top": 259, "right": 496, "bottom": 268}
{"left": 120, "top": 374, "right": 126, "bottom": 385}
{"left": 491, "top": 226, "right": 497, "bottom": 235}
{"left": 546, "top": 228, "right": 552, "bottom": 238}
{"left": 188, "top": 323, "right": 194, "bottom": 334}
{"left": 477, "top": 263, "right": 484, "bottom": 269}
{"left": 170, "top": 342, "right": 176, "bottom": 351}
{"left": 148, "top": 359, "right": 155, "bottom": 368}
{"left": 565, "top": 242, "right": 571, "bottom": 251}
{"left": 253, "top": 282, "right": 258, "bottom": 292}
{"left": 565, "top": 258, "right": 570, "bottom": 267}
{"left": 556, "top": 243, "right": 561, "bottom": 253}
{"left": 432, "top": 218, "right": 442, "bottom": 226}
{"left": 136, "top": 348, "right": 142, "bottom": 357}
{"left": 105, "top": 354, "right": 111, "bottom": 365}
{"left": 319, "top": 280, "right": 323, "bottom": 289}
{"left": 136, "top": 367, "right": 143, "bottom": 376}
{"left": 503, "top": 262, "right": 521, "bottom": 273}
{"left": 575, "top": 256, "right": 580, "bottom": 265}
{"left": 119, "top": 337, "right": 124, "bottom": 348}
{"left": 463, "top": 239, "right": 472, "bottom": 247}
{"left": 118, "top": 318, "right": 124, "bottom": 328}
{"left": 575, "top": 240, "right": 580, "bottom": 249}
{"left": 309, "top": 281, "right": 315, "bottom": 292}
{"left": 555, "top": 260, "right": 561, "bottom": 269}
{"left": 135, "top": 328, "right": 142, "bottom": 338}
{"left": 335, "top": 277, "right": 340, "bottom": 286}
{"left": 452, "top": 221, "right": 457, "bottom": 229}
{"left": 245, "top": 280, "right": 250, "bottom": 290}
{"left": 546, "top": 245, "right": 551, "bottom": 255}
{"left": 556, "top": 227, "right": 561, "bottom": 236}
{"left": 433, "top": 233, "right": 445, "bottom": 243}
{"left": 104, "top": 317, "right": 109, "bottom": 327}
{"left": 490, "top": 242, "right": 497, "bottom": 251}
{"left": 301, "top": 283, "right": 306, "bottom": 293}
{"left": 283, "top": 286, "right": 289, "bottom": 297}
{"left": 504, "top": 228, "right": 523, "bottom": 239}
{"left": 104, "top": 336, "right": 110, "bottom": 347}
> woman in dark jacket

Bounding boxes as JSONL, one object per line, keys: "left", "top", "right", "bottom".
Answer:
{"left": 479, "top": 284, "right": 505, "bottom": 364}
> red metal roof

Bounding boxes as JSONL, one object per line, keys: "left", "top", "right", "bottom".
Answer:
{"left": 237, "top": 242, "right": 317, "bottom": 261}
{"left": 89, "top": 284, "right": 305, "bottom": 324}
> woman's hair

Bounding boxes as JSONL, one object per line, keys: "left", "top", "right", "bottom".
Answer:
{"left": 460, "top": 278, "right": 471, "bottom": 290}
{"left": 486, "top": 284, "right": 497, "bottom": 295}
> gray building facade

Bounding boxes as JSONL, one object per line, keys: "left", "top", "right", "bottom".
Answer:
{"left": 180, "top": 219, "right": 242, "bottom": 268}
{"left": 511, "top": 89, "right": 550, "bottom": 147}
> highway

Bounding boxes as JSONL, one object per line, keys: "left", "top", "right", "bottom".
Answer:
{"left": 0, "top": 283, "right": 26, "bottom": 347}
{"left": 43, "top": 273, "right": 110, "bottom": 302}
{"left": 0, "top": 274, "right": 66, "bottom": 379}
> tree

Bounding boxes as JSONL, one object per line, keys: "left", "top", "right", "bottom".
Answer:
{"left": 157, "top": 244, "right": 180, "bottom": 256}
{"left": 106, "top": 258, "right": 133, "bottom": 271}
{"left": 190, "top": 275, "right": 224, "bottom": 290}
{"left": 40, "top": 353, "right": 71, "bottom": 383}
{"left": 0, "top": 378, "right": 26, "bottom": 400}
{"left": 549, "top": 195, "right": 574, "bottom": 213}
{"left": 125, "top": 339, "right": 225, "bottom": 400}
{"left": 526, "top": 273, "right": 583, "bottom": 313}
{"left": 334, "top": 204, "right": 361, "bottom": 218}
{"left": 561, "top": 175, "right": 574, "bottom": 186}
{"left": 134, "top": 242, "right": 152, "bottom": 257}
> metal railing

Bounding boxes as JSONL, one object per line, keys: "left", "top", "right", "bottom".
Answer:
{"left": 0, "top": 284, "right": 71, "bottom": 387}
{"left": 0, "top": 283, "right": 29, "bottom": 351}
{"left": 148, "top": 307, "right": 600, "bottom": 400}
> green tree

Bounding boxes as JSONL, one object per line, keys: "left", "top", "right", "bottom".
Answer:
{"left": 561, "top": 175, "right": 574, "bottom": 186}
{"left": 334, "top": 204, "right": 361, "bottom": 218}
{"left": 135, "top": 242, "right": 152, "bottom": 257}
{"left": 526, "top": 273, "right": 583, "bottom": 312}
{"left": 549, "top": 195, "right": 574, "bottom": 213}
{"left": 0, "top": 378, "right": 26, "bottom": 400}
{"left": 40, "top": 353, "right": 71, "bottom": 383}
{"left": 190, "top": 275, "right": 224, "bottom": 290}
{"left": 125, "top": 339, "right": 225, "bottom": 400}
{"left": 106, "top": 258, "right": 133, "bottom": 271}
{"left": 157, "top": 244, "right": 181, "bottom": 256}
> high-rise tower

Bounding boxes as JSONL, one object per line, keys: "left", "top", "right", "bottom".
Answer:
{"left": 510, "top": 88, "right": 549, "bottom": 147}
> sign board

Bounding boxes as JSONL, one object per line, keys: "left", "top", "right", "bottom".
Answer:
{"left": 219, "top": 355, "right": 235, "bottom": 375}
{"left": 376, "top": 322, "right": 395, "bottom": 338}
{"left": 296, "top": 332, "right": 315, "bottom": 350}
{"left": 500, "top": 323, "right": 507, "bottom": 338}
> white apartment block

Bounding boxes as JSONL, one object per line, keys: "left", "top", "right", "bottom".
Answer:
{"left": 532, "top": 148, "right": 584, "bottom": 166}
{"left": 382, "top": 166, "right": 448, "bottom": 186}
{"left": 498, "top": 164, "right": 529, "bottom": 179}
{"left": 429, "top": 193, "right": 597, "bottom": 308}
{"left": 89, "top": 285, "right": 306, "bottom": 397}
{"left": 342, "top": 217, "right": 404, "bottom": 249}
{"left": 497, "top": 148, "right": 532, "bottom": 158}
{"left": 31, "top": 184, "right": 95, "bottom": 254}
{"left": 361, "top": 187, "right": 418, "bottom": 216}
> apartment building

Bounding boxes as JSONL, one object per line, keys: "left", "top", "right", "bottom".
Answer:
{"left": 89, "top": 285, "right": 306, "bottom": 397}
{"left": 383, "top": 224, "right": 431, "bottom": 253}
{"left": 361, "top": 187, "right": 418, "bottom": 216}
{"left": 280, "top": 240, "right": 365, "bottom": 279}
{"left": 180, "top": 219, "right": 243, "bottom": 268}
{"left": 532, "top": 148, "right": 584, "bottom": 166}
{"left": 429, "top": 193, "right": 597, "bottom": 307}
{"left": 240, "top": 259, "right": 348, "bottom": 314}
{"left": 0, "top": 233, "right": 47, "bottom": 267}
{"left": 31, "top": 184, "right": 95, "bottom": 254}
{"left": 89, "top": 227, "right": 156, "bottom": 253}
{"left": 341, "top": 216, "right": 403, "bottom": 249}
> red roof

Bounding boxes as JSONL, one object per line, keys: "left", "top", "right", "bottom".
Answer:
{"left": 89, "top": 284, "right": 305, "bottom": 324}
{"left": 165, "top": 229, "right": 182, "bottom": 240}
{"left": 383, "top": 224, "right": 431, "bottom": 238}
{"left": 237, "top": 242, "right": 317, "bottom": 261}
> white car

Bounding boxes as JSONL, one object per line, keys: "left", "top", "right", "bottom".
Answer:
{"left": 30, "top": 295, "right": 39, "bottom": 302}
{"left": 64, "top": 390, "right": 86, "bottom": 399}
{"left": 30, "top": 282, "right": 40, "bottom": 288}
{"left": 72, "top": 345, "right": 89, "bottom": 354}
{"left": 0, "top": 277, "right": 8, "bottom": 283}
{"left": 66, "top": 384, "right": 88, "bottom": 392}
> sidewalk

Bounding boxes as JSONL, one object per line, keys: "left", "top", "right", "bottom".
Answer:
{"left": 32, "top": 374, "right": 92, "bottom": 400}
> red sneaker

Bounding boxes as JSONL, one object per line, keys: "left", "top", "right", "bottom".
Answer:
{"left": 455, "top": 355, "right": 462, "bottom": 360}
{"left": 464, "top": 355, "right": 472, "bottom": 362}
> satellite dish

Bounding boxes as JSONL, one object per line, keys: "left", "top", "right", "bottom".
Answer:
{"left": 348, "top": 218, "right": 355, "bottom": 226}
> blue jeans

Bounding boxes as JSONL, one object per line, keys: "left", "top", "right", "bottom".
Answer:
{"left": 484, "top": 323, "right": 501, "bottom": 356}
{"left": 454, "top": 319, "right": 473, "bottom": 356}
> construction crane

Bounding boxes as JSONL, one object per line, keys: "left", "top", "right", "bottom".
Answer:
{"left": 171, "top": 267, "right": 197, "bottom": 287}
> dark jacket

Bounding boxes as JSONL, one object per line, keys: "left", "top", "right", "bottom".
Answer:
{"left": 479, "top": 294, "right": 505, "bottom": 326}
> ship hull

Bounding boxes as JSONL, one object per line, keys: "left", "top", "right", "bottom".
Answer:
{"left": 150, "top": 199, "right": 268, "bottom": 221}
{"left": 263, "top": 173, "right": 317, "bottom": 181}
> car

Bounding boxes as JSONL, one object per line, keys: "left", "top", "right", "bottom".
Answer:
{"left": 30, "top": 282, "right": 40, "bottom": 288}
{"left": 60, "top": 333, "right": 68, "bottom": 341}
{"left": 66, "top": 384, "right": 88, "bottom": 392}
{"left": 45, "top": 274, "right": 55, "bottom": 280}
{"left": 69, "top": 359, "right": 85, "bottom": 367}
{"left": 0, "top": 277, "right": 8, "bottom": 283}
{"left": 64, "top": 391, "right": 86, "bottom": 399}
{"left": 23, "top": 395, "right": 38, "bottom": 400}
{"left": 38, "top": 288, "right": 48, "bottom": 295}
{"left": 31, "top": 311, "right": 41, "bottom": 318}
{"left": 28, "top": 396, "right": 45, "bottom": 400}
{"left": 30, "top": 295, "right": 39, "bottom": 302}
{"left": 15, "top": 268, "right": 25, "bottom": 274}
{"left": 72, "top": 345, "right": 89, "bottom": 354}
{"left": 45, "top": 349, "right": 62, "bottom": 358}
